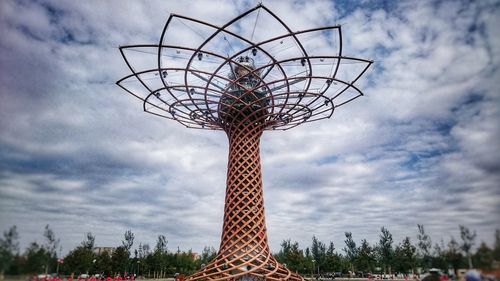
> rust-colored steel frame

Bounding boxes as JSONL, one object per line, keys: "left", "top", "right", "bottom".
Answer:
{"left": 117, "top": 3, "right": 372, "bottom": 131}
{"left": 117, "top": 3, "right": 371, "bottom": 281}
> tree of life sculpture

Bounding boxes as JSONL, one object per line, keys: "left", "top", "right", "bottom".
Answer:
{"left": 117, "top": 4, "right": 371, "bottom": 281}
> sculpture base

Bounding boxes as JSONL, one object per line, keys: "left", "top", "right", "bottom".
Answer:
{"left": 234, "top": 275, "right": 265, "bottom": 281}
{"left": 186, "top": 257, "right": 303, "bottom": 281}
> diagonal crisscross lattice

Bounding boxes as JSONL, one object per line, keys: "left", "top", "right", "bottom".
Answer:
{"left": 187, "top": 117, "right": 301, "bottom": 281}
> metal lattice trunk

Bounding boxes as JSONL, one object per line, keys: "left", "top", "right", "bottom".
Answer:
{"left": 187, "top": 122, "right": 302, "bottom": 280}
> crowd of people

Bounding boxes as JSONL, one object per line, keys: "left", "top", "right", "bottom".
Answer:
{"left": 31, "top": 273, "right": 137, "bottom": 281}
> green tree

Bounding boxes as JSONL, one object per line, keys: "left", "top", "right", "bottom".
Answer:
{"left": 325, "top": 242, "right": 341, "bottom": 273}
{"left": 311, "top": 236, "right": 326, "bottom": 274}
{"left": 24, "top": 242, "right": 48, "bottom": 274}
{"left": 122, "top": 230, "right": 134, "bottom": 254}
{"left": 430, "top": 241, "right": 447, "bottom": 271}
{"left": 63, "top": 246, "right": 94, "bottom": 275}
{"left": 6, "top": 255, "right": 25, "bottom": 275}
{"left": 356, "top": 239, "right": 376, "bottom": 273}
{"left": 42, "top": 225, "right": 59, "bottom": 274}
{"left": 377, "top": 227, "right": 394, "bottom": 275}
{"left": 445, "top": 237, "right": 463, "bottom": 276}
{"left": 136, "top": 243, "right": 150, "bottom": 277}
{"left": 95, "top": 250, "right": 112, "bottom": 277}
{"left": 138, "top": 243, "right": 150, "bottom": 259}
{"left": 394, "top": 237, "right": 416, "bottom": 274}
{"left": 111, "top": 247, "right": 129, "bottom": 275}
{"left": 343, "top": 232, "right": 357, "bottom": 273}
{"left": 303, "top": 247, "right": 314, "bottom": 276}
{"left": 121, "top": 230, "right": 134, "bottom": 274}
{"left": 199, "top": 246, "right": 216, "bottom": 266}
{"left": 150, "top": 235, "right": 168, "bottom": 278}
{"left": 416, "top": 224, "right": 432, "bottom": 270}
{"left": 494, "top": 230, "right": 500, "bottom": 262}
{"left": 63, "top": 233, "right": 96, "bottom": 275}
{"left": 155, "top": 235, "right": 167, "bottom": 253}
{"left": 82, "top": 233, "right": 95, "bottom": 250}
{"left": 144, "top": 254, "right": 154, "bottom": 278}
{"left": 276, "top": 240, "right": 305, "bottom": 274}
{"left": 459, "top": 225, "right": 476, "bottom": 269}
{"left": 173, "top": 250, "right": 196, "bottom": 274}
{"left": 0, "top": 225, "right": 19, "bottom": 279}
{"left": 472, "top": 242, "right": 494, "bottom": 270}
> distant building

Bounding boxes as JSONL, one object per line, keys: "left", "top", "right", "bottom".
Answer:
{"left": 190, "top": 252, "right": 200, "bottom": 260}
{"left": 93, "top": 247, "right": 116, "bottom": 255}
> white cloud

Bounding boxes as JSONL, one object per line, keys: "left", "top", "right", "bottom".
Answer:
{"left": 0, "top": 0, "right": 498, "bottom": 257}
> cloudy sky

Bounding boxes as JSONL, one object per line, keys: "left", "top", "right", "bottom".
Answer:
{"left": 1, "top": 0, "right": 499, "bottom": 256}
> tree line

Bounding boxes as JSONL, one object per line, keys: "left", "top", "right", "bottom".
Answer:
{"left": 0, "top": 224, "right": 498, "bottom": 278}
{"left": 274, "top": 225, "right": 499, "bottom": 276}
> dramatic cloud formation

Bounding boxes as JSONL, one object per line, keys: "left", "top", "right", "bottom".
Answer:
{"left": 1, "top": 0, "right": 499, "bottom": 256}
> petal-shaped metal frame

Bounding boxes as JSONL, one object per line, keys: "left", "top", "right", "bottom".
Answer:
{"left": 117, "top": 4, "right": 372, "bottom": 131}
{"left": 117, "top": 3, "right": 371, "bottom": 281}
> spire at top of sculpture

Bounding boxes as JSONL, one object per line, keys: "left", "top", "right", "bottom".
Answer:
{"left": 117, "top": 4, "right": 372, "bottom": 132}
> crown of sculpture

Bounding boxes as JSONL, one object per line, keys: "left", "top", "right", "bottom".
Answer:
{"left": 117, "top": 4, "right": 372, "bottom": 131}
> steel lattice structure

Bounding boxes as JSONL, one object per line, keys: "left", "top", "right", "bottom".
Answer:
{"left": 117, "top": 4, "right": 371, "bottom": 281}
